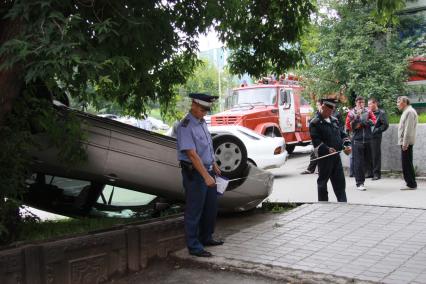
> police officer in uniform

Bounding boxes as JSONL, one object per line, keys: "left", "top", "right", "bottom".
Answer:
{"left": 176, "top": 93, "right": 223, "bottom": 257}
{"left": 310, "top": 99, "right": 352, "bottom": 202}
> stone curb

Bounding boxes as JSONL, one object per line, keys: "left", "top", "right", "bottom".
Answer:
{"left": 172, "top": 249, "right": 375, "bottom": 284}
{"left": 0, "top": 216, "right": 185, "bottom": 284}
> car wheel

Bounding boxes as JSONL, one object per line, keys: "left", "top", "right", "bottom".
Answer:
{"left": 212, "top": 134, "right": 248, "bottom": 179}
{"left": 286, "top": 144, "right": 296, "bottom": 154}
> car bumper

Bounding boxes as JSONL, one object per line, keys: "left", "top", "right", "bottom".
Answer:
{"left": 218, "top": 165, "right": 274, "bottom": 212}
{"left": 255, "top": 150, "right": 288, "bottom": 170}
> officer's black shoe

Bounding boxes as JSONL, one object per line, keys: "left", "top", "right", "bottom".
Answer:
{"left": 372, "top": 176, "right": 380, "bottom": 181}
{"left": 189, "top": 250, "right": 212, "bottom": 257}
{"left": 203, "top": 239, "right": 224, "bottom": 246}
{"left": 366, "top": 175, "right": 373, "bottom": 179}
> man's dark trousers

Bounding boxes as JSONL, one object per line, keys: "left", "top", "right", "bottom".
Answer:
{"left": 401, "top": 145, "right": 417, "bottom": 188}
{"left": 317, "top": 154, "right": 347, "bottom": 202}
{"left": 182, "top": 169, "right": 217, "bottom": 253}
{"left": 370, "top": 137, "right": 382, "bottom": 178}
{"left": 353, "top": 140, "right": 369, "bottom": 186}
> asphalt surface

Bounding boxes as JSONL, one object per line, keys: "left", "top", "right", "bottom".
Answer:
{"left": 112, "top": 257, "right": 285, "bottom": 284}
{"left": 269, "top": 146, "right": 426, "bottom": 208}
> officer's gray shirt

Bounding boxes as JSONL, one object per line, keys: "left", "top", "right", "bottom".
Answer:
{"left": 176, "top": 112, "right": 215, "bottom": 166}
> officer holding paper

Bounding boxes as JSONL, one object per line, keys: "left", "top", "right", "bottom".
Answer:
{"left": 309, "top": 98, "right": 352, "bottom": 202}
{"left": 176, "top": 93, "right": 223, "bottom": 258}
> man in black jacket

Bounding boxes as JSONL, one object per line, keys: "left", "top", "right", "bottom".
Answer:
{"left": 310, "top": 99, "right": 352, "bottom": 202}
{"left": 367, "top": 98, "right": 389, "bottom": 180}
{"left": 345, "top": 97, "right": 376, "bottom": 191}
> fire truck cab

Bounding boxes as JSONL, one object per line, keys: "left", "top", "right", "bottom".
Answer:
{"left": 211, "top": 77, "right": 313, "bottom": 154}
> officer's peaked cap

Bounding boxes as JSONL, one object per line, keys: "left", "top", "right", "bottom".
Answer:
{"left": 189, "top": 93, "right": 218, "bottom": 109}
{"left": 321, "top": 98, "right": 338, "bottom": 109}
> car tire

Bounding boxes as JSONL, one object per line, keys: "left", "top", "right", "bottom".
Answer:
{"left": 286, "top": 144, "right": 296, "bottom": 154}
{"left": 212, "top": 134, "right": 248, "bottom": 179}
{"left": 247, "top": 159, "right": 256, "bottom": 167}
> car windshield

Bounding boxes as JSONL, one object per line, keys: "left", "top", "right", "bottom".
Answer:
{"left": 229, "top": 87, "right": 276, "bottom": 107}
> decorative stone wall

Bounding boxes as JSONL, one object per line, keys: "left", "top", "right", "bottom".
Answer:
{"left": 0, "top": 216, "right": 184, "bottom": 284}
{"left": 341, "top": 124, "right": 426, "bottom": 175}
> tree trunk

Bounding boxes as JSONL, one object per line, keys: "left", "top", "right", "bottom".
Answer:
{"left": 0, "top": 17, "right": 24, "bottom": 127}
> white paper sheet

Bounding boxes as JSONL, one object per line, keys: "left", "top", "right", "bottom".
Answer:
{"left": 215, "top": 175, "right": 229, "bottom": 195}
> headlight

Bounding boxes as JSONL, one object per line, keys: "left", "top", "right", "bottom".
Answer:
{"left": 274, "top": 146, "right": 282, "bottom": 155}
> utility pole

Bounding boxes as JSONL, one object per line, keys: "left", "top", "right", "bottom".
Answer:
{"left": 218, "top": 62, "right": 222, "bottom": 112}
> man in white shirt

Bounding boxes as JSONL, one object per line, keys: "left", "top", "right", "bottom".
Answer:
{"left": 397, "top": 96, "right": 418, "bottom": 190}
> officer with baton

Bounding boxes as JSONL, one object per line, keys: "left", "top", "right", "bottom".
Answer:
{"left": 309, "top": 98, "right": 352, "bottom": 202}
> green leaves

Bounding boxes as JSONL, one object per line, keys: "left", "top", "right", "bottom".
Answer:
{"left": 299, "top": 1, "right": 419, "bottom": 113}
{"left": 0, "top": 0, "right": 318, "bottom": 118}
{"left": 217, "top": 0, "right": 315, "bottom": 77}
{"left": 374, "top": 0, "right": 406, "bottom": 25}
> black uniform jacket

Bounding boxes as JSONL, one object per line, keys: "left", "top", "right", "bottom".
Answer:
{"left": 310, "top": 114, "right": 350, "bottom": 157}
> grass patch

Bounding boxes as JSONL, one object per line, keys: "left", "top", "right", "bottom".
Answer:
{"left": 16, "top": 217, "right": 132, "bottom": 243}
{"left": 262, "top": 201, "right": 300, "bottom": 213}
{"left": 13, "top": 204, "right": 185, "bottom": 244}
{"left": 388, "top": 112, "right": 426, "bottom": 124}
{"left": 148, "top": 108, "right": 162, "bottom": 120}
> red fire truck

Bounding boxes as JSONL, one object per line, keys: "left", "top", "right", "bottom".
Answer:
{"left": 210, "top": 76, "right": 313, "bottom": 154}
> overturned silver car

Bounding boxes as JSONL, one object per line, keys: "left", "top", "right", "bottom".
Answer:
{"left": 27, "top": 105, "right": 274, "bottom": 216}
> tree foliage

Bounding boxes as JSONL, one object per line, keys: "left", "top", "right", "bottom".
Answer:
{"left": 299, "top": 1, "right": 425, "bottom": 113}
{"left": 217, "top": 0, "right": 315, "bottom": 77}
{"left": 162, "top": 60, "right": 239, "bottom": 123}
{"left": 0, "top": 1, "right": 315, "bottom": 119}
{"left": 0, "top": 0, "right": 314, "bottom": 243}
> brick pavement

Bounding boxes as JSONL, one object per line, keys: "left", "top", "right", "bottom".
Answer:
{"left": 174, "top": 203, "right": 426, "bottom": 284}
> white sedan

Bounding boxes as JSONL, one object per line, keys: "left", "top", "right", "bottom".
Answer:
{"left": 208, "top": 125, "right": 288, "bottom": 170}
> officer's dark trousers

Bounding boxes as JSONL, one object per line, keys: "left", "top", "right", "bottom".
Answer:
{"left": 353, "top": 140, "right": 369, "bottom": 186}
{"left": 307, "top": 150, "right": 317, "bottom": 173}
{"left": 369, "top": 137, "right": 382, "bottom": 178}
{"left": 401, "top": 145, "right": 417, "bottom": 188}
{"left": 317, "top": 154, "right": 347, "bottom": 202}
{"left": 182, "top": 169, "right": 218, "bottom": 253}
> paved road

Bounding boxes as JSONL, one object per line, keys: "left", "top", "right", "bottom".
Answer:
{"left": 268, "top": 146, "right": 426, "bottom": 209}
{"left": 114, "top": 257, "right": 284, "bottom": 284}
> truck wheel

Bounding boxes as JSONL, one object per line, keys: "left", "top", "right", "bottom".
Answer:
{"left": 213, "top": 134, "right": 248, "bottom": 179}
{"left": 286, "top": 144, "right": 296, "bottom": 154}
{"left": 264, "top": 127, "right": 280, "bottom": 137}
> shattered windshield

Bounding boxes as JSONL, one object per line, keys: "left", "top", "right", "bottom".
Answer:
{"left": 230, "top": 88, "right": 276, "bottom": 107}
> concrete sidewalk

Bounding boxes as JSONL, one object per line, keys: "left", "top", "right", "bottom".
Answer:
{"left": 174, "top": 203, "right": 426, "bottom": 283}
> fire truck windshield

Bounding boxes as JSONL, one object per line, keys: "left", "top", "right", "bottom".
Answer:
{"left": 230, "top": 87, "right": 276, "bottom": 107}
